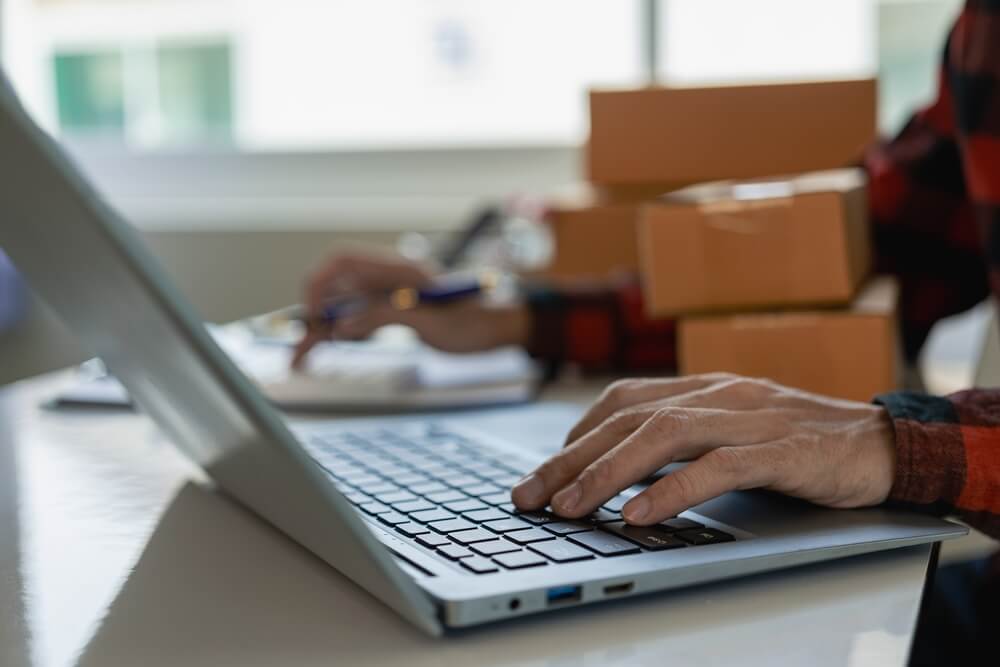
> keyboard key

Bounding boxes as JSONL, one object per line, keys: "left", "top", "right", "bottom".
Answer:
{"left": 462, "top": 483, "right": 504, "bottom": 497}
{"left": 675, "top": 528, "right": 735, "bottom": 546}
{"left": 435, "top": 469, "right": 472, "bottom": 482}
{"left": 416, "top": 533, "right": 451, "bottom": 548}
{"left": 471, "top": 540, "right": 522, "bottom": 556}
{"left": 429, "top": 518, "right": 477, "bottom": 534}
{"left": 659, "top": 517, "right": 705, "bottom": 532}
{"left": 377, "top": 511, "right": 411, "bottom": 526}
{"left": 396, "top": 522, "right": 430, "bottom": 537}
{"left": 409, "top": 509, "right": 456, "bottom": 524}
{"left": 463, "top": 508, "right": 508, "bottom": 523}
{"left": 410, "top": 481, "right": 449, "bottom": 495}
{"left": 528, "top": 539, "right": 595, "bottom": 563}
{"left": 375, "top": 491, "right": 418, "bottom": 504}
{"left": 365, "top": 482, "right": 401, "bottom": 495}
{"left": 460, "top": 556, "right": 500, "bottom": 574}
{"left": 463, "top": 462, "right": 506, "bottom": 477}
{"left": 482, "top": 518, "right": 534, "bottom": 533}
{"left": 438, "top": 544, "right": 474, "bottom": 560}
{"left": 603, "top": 522, "right": 686, "bottom": 551}
{"left": 602, "top": 494, "right": 633, "bottom": 513}
{"left": 506, "top": 528, "right": 557, "bottom": 545}
{"left": 393, "top": 499, "right": 436, "bottom": 513}
{"left": 480, "top": 492, "right": 512, "bottom": 506}
{"left": 446, "top": 475, "right": 483, "bottom": 488}
{"left": 395, "top": 473, "right": 432, "bottom": 486}
{"left": 331, "top": 481, "right": 354, "bottom": 494}
{"left": 449, "top": 528, "right": 500, "bottom": 545}
{"left": 494, "top": 551, "right": 547, "bottom": 570}
{"left": 343, "top": 492, "right": 367, "bottom": 504}
{"left": 589, "top": 509, "right": 621, "bottom": 523}
{"left": 425, "top": 490, "right": 468, "bottom": 504}
{"left": 568, "top": 531, "right": 641, "bottom": 556}
{"left": 514, "top": 511, "right": 557, "bottom": 525}
{"left": 443, "top": 498, "right": 488, "bottom": 513}
{"left": 358, "top": 501, "right": 392, "bottom": 515}
{"left": 543, "top": 521, "right": 595, "bottom": 536}
{"left": 340, "top": 473, "right": 381, "bottom": 487}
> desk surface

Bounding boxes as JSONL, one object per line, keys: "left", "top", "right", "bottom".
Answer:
{"left": 0, "top": 370, "right": 936, "bottom": 667}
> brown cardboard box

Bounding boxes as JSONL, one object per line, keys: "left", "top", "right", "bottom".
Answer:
{"left": 543, "top": 199, "right": 641, "bottom": 279}
{"left": 587, "top": 79, "right": 876, "bottom": 185}
{"left": 540, "top": 183, "right": 683, "bottom": 280}
{"left": 678, "top": 277, "right": 901, "bottom": 402}
{"left": 638, "top": 168, "right": 871, "bottom": 316}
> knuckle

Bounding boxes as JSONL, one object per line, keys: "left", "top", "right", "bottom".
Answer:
{"left": 702, "top": 446, "right": 744, "bottom": 475}
{"left": 665, "top": 468, "right": 701, "bottom": 508}
{"left": 535, "top": 456, "right": 570, "bottom": 486}
{"left": 602, "top": 408, "right": 638, "bottom": 434}
{"left": 581, "top": 455, "right": 620, "bottom": 489}
{"left": 651, "top": 408, "right": 691, "bottom": 438}
{"left": 603, "top": 379, "right": 638, "bottom": 406}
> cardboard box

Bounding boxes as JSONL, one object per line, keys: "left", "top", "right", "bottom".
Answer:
{"left": 678, "top": 277, "right": 901, "bottom": 402}
{"left": 638, "top": 168, "right": 871, "bottom": 316}
{"left": 587, "top": 79, "right": 876, "bottom": 185}
{"left": 539, "top": 183, "right": 683, "bottom": 280}
{"left": 543, "top": 198, "right": 641, "bottom": 280}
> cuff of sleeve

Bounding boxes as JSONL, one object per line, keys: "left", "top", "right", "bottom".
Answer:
{"left": 874, "top": 391, "right": 964, "bottom": 508}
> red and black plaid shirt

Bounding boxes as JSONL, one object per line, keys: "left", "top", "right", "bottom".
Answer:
{"left": 526, "top": 0, "right": 1000, "bottom": 539}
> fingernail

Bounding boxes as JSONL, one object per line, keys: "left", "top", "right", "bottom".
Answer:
{"left": 552, "top": 482, "right": 582, "bottom": 512}
{"left": 512, "top": 474, "right": 544, "bottom": 505}
{"left": 624, "top": 496, "right": 650, "bottom": 523}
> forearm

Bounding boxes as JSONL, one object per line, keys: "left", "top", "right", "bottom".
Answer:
{"left": 877, "top": 389, "right": 1000, "bottom": 538}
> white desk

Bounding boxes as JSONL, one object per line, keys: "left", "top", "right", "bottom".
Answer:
{"left": 0, "top": 370, "right": 937, "bottom": 667}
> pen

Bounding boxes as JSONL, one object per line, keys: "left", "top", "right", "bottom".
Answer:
{"left": 305, "top": 270, "right": 500, "bottom": 325}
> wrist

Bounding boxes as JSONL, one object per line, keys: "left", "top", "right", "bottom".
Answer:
{"left": 487, "top": 303, "right": 532, "bottom": 348}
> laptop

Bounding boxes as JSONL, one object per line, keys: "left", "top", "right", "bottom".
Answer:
{"left": 0, "top": 71, "right": 966, "bottom": 636}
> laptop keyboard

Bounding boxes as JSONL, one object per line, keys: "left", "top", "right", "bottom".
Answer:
{"left": 303, "top": 423, "right": 736, "bottom": 575}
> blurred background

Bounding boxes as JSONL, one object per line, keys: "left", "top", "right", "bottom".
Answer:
{"left": 0, "top": 0, "right": 983, "bottom": 389}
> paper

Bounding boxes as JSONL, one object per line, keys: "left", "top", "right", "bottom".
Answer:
{"left": 52, "top": 323, "right": 540, "bottom": 411}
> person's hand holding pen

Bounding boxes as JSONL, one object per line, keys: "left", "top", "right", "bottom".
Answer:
{"left": 291, "top": 252, "right": 532, "bottom": 368}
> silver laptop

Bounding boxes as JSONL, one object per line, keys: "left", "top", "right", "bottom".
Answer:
{"left": 0, "top": 71, "right": 965, "bottom": 636}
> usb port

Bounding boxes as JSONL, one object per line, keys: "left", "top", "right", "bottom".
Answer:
{"left": 602, "top": 582, "right": 634, "bottom": 596}
{"left": 545, "top": 585, "right": 582, "bottom": 606}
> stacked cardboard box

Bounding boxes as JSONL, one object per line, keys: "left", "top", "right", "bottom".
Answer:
{"left": 637, "top": 170, "right": 901, "bottom": 401}
{"left": 541, "top": 77, "right": 900, "bottom": 400}
{"left": 543, "top": 78, "right": 876, "bottom": 282}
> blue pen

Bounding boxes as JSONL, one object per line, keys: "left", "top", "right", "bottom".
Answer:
{"left": 312, "top": 270, "right": 499, "bottom": 324}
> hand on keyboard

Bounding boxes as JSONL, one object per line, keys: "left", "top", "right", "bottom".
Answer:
{"left": 308, "top": 424, "right": 736, "bottom": 575}
{"left": 511, "top": 374, "right": 896, "bottom": 527}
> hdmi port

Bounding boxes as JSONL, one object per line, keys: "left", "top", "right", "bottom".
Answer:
{"left": 603, "top": 582, "right": 634, "bottom": 596}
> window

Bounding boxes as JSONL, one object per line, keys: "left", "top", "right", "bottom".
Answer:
{"left": 52, "top": 50, "right": 125, "bottom": 135}
{"left": 49, "top": 41, "right": 233, "bottom": 145}
{"left": 3, "top": 0, "right": 644, "bottom": 150}
{"left": 0, "top": 0, "right": 964, "bottom": 231}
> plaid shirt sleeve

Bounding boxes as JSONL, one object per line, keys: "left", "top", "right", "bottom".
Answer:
{"left": 524, "top": 280, "right": 676, "bottom": 374}
{"left": 878, "top": 390, "right": 1000, "bottom": 537}
{"left": 860, "top": 1, "right": 1000, "bottom": 537}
